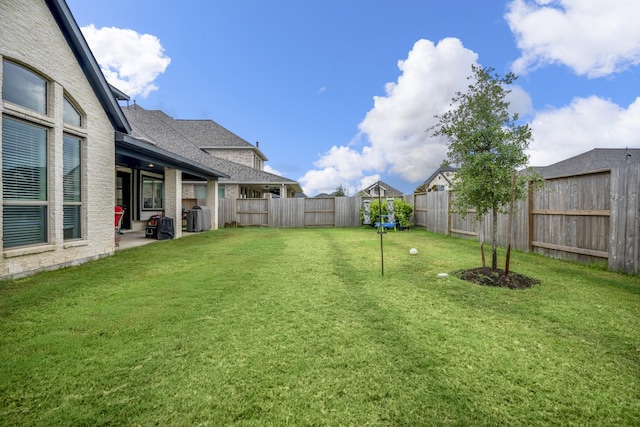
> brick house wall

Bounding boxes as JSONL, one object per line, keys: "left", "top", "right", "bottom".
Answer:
{"left": 0, "top": 1, "right": 117, "bottom": 278}
{"left": 203, "top": 148, "right": 262, "bottom": 170}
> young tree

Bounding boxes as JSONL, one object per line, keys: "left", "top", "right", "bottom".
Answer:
{"left": 334, "top": 184, "right": 347, "bottom": 197}
{"left": 433, "top": 65, "right": 533, "bottom": 270}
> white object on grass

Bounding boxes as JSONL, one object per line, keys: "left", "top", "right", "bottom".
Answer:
{"left": 409, "top": 248, "right": 418, "bottom": 255}
{"left": 437, "top": 273, "right": 448, "bottom": 278}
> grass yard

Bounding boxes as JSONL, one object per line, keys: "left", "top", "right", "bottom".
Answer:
{"left": 1, "top": 228, "right": 639, "bottom": 426}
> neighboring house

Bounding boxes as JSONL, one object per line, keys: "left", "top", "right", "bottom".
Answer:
{"left": 0, "top": 0, "right": 228, "bottom": 279}
{"left": 532, "top": 148, "right": 639, "bottom": 179}
{"left": 358, "top": 181, "right": 404, "bottom": 198}
{"left": 121, "top": 105, "right": 302, "bottom": 206}
{"left": 417, "top": 164, "right": 458, "bottom": 192}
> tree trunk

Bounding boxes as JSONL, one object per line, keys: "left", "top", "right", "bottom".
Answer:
{"left": 491, "top": 208, "right": 498, "bottom": 270}
{"left": 479, "top": 222, "right": 486, "bottom": 267}
{"left": 505, "top": 173, "right": 516, "bottom": 277}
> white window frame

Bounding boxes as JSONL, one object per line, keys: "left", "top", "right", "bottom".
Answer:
{"left": 141, "top": 173, "right": 164, "bottom": 210}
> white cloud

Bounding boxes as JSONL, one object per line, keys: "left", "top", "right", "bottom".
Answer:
{"left": 528, "top": 96, "right": 640, "bottom": 166}
{"left": 80, "top": 25, "right": 171, "bottom": 97}
{"left": 506, "top": 0, "right": 640, "bottom": 77}
{"left": 263, "top": 164, "right": 282, "bottom": 176}
{"left": 299, "top": 38, "right": 480, "bottom": 196}
{"left": 506, "top": 85, "right": 534, "bottom": 118}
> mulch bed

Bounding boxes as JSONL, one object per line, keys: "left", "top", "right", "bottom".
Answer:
{"left": 453, "top": 267, "right": 540, "bottom": 290}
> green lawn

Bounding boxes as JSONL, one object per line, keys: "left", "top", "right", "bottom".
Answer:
{"left": 1, "top": 228, "right": 639, "bottom": 426}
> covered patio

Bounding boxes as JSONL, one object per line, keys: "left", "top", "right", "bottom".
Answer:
{"left": 115, "top": 132, "right": 229, "bottom": 238}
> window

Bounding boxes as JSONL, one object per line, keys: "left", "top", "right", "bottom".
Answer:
{"left": 2, "top": 60, "right": 87, "bottom": 249}
{"left": 2, "top": 117, "right": 48, "bottom": 248}
{"left": 142, "top": 176, "right": 163, "bottom": 209}
{"left": 194, "top": 184, "right": 207, "bottom": 199}
{"left": 2, "top": 61, "right": 47, "bottom": 114}
{"left": 63, "top": 135, "right": 82, "bottom": 239}
{"left": 63, "top": 97, "right": 81, "bottom": 126}
{"left": 218, "top": 185, "right": 225, "bottom": 199}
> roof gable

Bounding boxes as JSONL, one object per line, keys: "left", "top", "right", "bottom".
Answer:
{"left": 422, "top": 165, "right": 458, "bottom": 187}
{"left": 360, "top": 180, "right": 404, "bottom": 196}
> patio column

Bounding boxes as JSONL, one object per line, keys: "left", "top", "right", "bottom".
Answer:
{"left": 164, "top": 167, "right": 182, "bottom": 239}
{"left": 280, "top": 184, "right": 287, "bottom": 199}
{"left": 207, "top": 179, "right": 219, "bottom": 230}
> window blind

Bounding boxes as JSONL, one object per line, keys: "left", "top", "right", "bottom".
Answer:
{"left": 3, "top": 206, "right": 47, "bottom": 248}
{"left": 2, "top": 117, "right": 47, "bottom": 201}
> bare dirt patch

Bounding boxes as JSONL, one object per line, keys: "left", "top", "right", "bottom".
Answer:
{"left": 453, "top": 267, "right": 540, "bottom": 290}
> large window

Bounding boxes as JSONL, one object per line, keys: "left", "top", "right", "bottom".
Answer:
{"left": 2, "top": 60, "right": 88, "bottom": 249}
{"left": 2, "top": 61, "right": 47, "bottom": 114}
{"left": 63, "top": 135, "right": 82, "bottom": 239}
{"left": 142, "top": 176, "right": 163, "bottom": 209}
{"left": 2, "top": 117, "right": 48, "bottom": 248}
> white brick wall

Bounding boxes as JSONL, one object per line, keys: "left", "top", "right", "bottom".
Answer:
{"left": 205, "top": 149, "right": 255, "bottom": 168}
{"left": 0, "top": 1, "right": 117, "bottom": 279}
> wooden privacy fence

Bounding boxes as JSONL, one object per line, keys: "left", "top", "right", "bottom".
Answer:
{"left": 218, "top": 165, "right": 638, "bottom": 274}
{"left": 219, "top": 196, "right": 363, "bottom": 229}
{"left": 406, "top": 165, "right": 639, "bottom": 274}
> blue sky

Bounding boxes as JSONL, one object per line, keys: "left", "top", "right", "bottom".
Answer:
{"left": 67, "top": 0, "right": 640, "bottom": 196}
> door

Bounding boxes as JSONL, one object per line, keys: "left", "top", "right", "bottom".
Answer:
{"left": 116, "top": 171, "right": 132, "bottom": 230}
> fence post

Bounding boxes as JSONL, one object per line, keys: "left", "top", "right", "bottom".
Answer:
{"left": 528, "top": 181, "right": 534, "bottom": 253}
{"left": 447, "top": 191, "right": 452, "bottom": 236}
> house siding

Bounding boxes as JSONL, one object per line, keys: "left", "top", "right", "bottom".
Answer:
{"left": 430, "top": 172, "right": 453, "bottom": 190}
{"left": 0, "top": 0, "right": 116, "bottom": 278}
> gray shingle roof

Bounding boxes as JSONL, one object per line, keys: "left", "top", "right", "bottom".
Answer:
{"left": 533, "top": 148, "right": 640, "bottom": 179}
{"left": 121, "top": 105, "right": 300, "bottom": 190}
{"left": 157, "top": 115, "right": 269, "bottom": 161}
{"left": 359, "top": 180, "right": 404, "bottom": 196}
{"left": 173, "top": 119, "right": 252, "bottom": 148}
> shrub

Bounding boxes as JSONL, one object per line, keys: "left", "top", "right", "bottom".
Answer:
{"left": 362, "top": 199, "right": 413, "bottom": 227}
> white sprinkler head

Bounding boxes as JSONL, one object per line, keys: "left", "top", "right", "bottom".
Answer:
{"left": 409, "top": 248, "right": 418, "bottom": 255}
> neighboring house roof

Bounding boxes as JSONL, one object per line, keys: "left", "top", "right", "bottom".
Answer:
{"left": 121, "top": 105, "right": 302, "bottom": 192}
{"left": 421, "top": 165, "right": 458, "bottom": 187}
{"left": 359, "top": 181, "right": 404, "bottom": 197}
{"left": 533, "top": 148, "right": 640, "bottom": 179}
{"left": 45, "top": 0, "right": 130, "bottom": 134}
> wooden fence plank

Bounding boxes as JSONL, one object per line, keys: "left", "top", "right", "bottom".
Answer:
{"left": 609, "top": 165, "right": 640, "bottom": 273}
